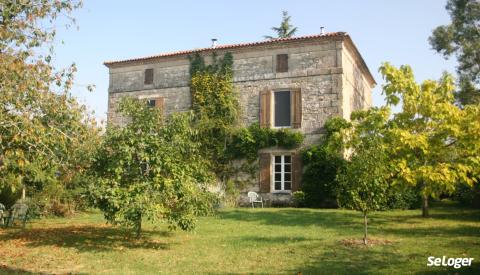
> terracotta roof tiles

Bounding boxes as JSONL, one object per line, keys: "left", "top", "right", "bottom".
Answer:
{"left": 103, "top": 32, "right": 346, "bottom": 66}
{"left": 103, "top": 32, "right": 375, "bottom": 85}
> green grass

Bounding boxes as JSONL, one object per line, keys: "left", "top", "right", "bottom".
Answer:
{"left": 1, "top": 202, "right": 479, "bottom": 274}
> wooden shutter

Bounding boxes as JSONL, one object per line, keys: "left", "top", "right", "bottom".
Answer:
{"left": 259, "top": 153, "right": 271, "bottom": 193}
{"left": 292, "top": 152, "right": 303, "bottom": 192}
{"left": 276, "top": 54, "right": 288, "bottom": 73}
{"left": 259, "top": 89, "right": 271, "bottom": 128}
{"left": 292, "top": 88, "right": 302, "bottom": 129}
{"left": 144, "top": 69, "right": 154, "bottom": 84}
{"left": 154, "top": 97, "right": 164, "bottom": 110}
{"left": 154, "top": 97, "right": 165, "bottom": 119}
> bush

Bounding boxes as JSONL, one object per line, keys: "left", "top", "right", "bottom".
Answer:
{"left": 0, "top": 187, "right": 22, "bottom": 209}
{"left": 300, "top": 145, "right": 344, "bottom": 208}
{"left": 292, "top": 191, "right": 306, "bottom": 207}
{"left": 384, "top": 186, "right": 422, "bottom": 210}
{"left": 453, "top": 182, "right": 480, "bottom": 208}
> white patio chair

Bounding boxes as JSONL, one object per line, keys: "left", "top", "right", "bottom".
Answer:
{"left": 247, "top": 191, "right": 264, "bottom": 208}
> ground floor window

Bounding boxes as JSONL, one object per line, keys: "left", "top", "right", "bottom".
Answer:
{"left": 273, "top": 155, "right": 292, "bottom": 191}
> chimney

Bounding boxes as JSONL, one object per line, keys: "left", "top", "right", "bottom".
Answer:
{"left": 320, "top": 27, "right": 325, "bottom": 35}
{"left": 211, "top": 38, "right": 218, "bottom": 48}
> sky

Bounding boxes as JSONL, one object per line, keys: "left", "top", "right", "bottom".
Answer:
{"left": 51, "top": 0, "right": 457, "bottom": 124}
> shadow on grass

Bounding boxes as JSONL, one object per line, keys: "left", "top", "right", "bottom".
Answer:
{"left": 381, "top": 224, "right": 480, "bottom": 238}
{"left": 238, "top": 235, "right": 315, "bottom": 244}
{"left": 288, "top": 242, "right": 480, "bottom": 275}
{"left": 0, "top": 225, "right": 173, "bottom": 252}
{"left": 291, "top": 248, "right": 480, "bottom": 275}
{"left": 380, "top": 209, "right": 480, "bottom": 224}
{"left": 0, "top": 265, "right": 89, "bottom": 275}
{"left": 288, "top": 244, "right": 408, "bottom": 275}
{"left": 220, "top": 207, "right": 480, "bottom": 241}
{"left": 220, "top": 208, "right": 360, "bottom": 228}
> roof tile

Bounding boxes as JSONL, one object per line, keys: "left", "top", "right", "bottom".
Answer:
{"left": 104, "top": 32, "right": 346, "bottom": 66}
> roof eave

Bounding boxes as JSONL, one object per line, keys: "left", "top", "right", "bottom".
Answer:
{"left": 103, "top": 32, "right": 347, "bottom": 68}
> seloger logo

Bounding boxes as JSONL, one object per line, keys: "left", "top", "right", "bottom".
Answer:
{"left": 427, "top": 256, "right": 474, "bottom": 269}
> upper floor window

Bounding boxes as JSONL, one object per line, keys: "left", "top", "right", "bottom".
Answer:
{"left": 259, "top": 88, "right": 301, "bottom": 129}
{"left": 274, "top": 90, "right": 291, "bottom": 127}
{"left": 144, "top": 68, "right": 154, "bottom": 85}
{"left": 276, "top": 54, "right": 288, "bottom": 73}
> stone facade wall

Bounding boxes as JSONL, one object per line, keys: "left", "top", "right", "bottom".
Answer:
{"left": 107, "top": 39, "right": 344, "bottom": 136}
{"left": 106, "top": 37, "right": 374, "bottom": 206}
{"left": 340, "top": 43, "right": 374, "bottom": 119}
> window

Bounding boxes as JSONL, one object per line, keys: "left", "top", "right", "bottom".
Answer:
{"left": 146, "top": 99, "right": 156, "bottom": 107}
{"left": 273, "top": 155, "right": 292, "bottom": 191}
{"left": 144, "top": 68, "right": 154, "bottom": 85}
{"left": 274, "top": 90, "right": 291, "bottom": 127}
{"left": 146, "top": 97, "right": 164, "bottom": 110}
{"left": 276, "top": 54, "right": 288, "bottom": 73}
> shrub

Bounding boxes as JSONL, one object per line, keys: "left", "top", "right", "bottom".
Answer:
{"left": 292, "top": 191, "right": 306, "bottom": 207}
{"left": 384, "top": 186, "right": 422, "bottom": 210}
{"left": 300, "top": 145, "right": 344, "bottom": 208}
{"left": 0, "top": 187, "right": 22, "bottom": 209}
{"left": 224, "top": 179, "right": 241, "bottom": 207}
{"left": 453, "top": 182, "right": 480, "bottom": 208}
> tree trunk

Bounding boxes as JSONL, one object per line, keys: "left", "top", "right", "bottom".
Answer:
{"left": 363, "top": 212, "right": 368, "bottom": 245}
{"left": 135, "top": 215, "right": 142, "bottom": 238}
{"left": 22, "top": 186, "right": 26, "bottom": 200}
{"left": 422, "top": 195, "right": 429, "bottom": 217}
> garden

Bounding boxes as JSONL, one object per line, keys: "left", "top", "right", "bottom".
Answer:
{"left": 1, "top": 202, "right": 479, "bottom": 274}
{"left": 1, "top": 0, "right": 480, "bottom": 274}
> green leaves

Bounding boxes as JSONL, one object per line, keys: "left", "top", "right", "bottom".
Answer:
{"left": 0, "top": 0, "right": 100, "bottom": 203}
{"left": 376, "top": 63, "right": 480, "bottom": 216}
{"left": 336, "top": 108, "right": 390, "bottom": 214}
{"left": 227, "top": 123, "right": 304, "bottom": 161}
{"left": 428, "top": 0, "right": 480, "bottom": 105}
{"left": 89, "top": 98, "right": 217, "bottom": 236}
{"left": 264, "top": 11, "right": 298, "bottom": 40}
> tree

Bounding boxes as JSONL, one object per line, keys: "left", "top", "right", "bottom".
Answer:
{"left": 88, "top": 98, "right": 216, "bottom": 237}
{"left": 336, "top": 108, "right": 391, "bottom": 245}
{"left": 429, "top": 0, "right": 480, "bottom": 105}
{"left": 0, "top": 0, "right": 100, "bottom": 207}
{"left": 264, "top": 11, "right": 298, "bottom": 40}
{"left": 380, "top": 63, "right": 480, "bottom": 217}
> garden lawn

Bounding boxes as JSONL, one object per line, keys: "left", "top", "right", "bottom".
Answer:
{"left": 1, "top": 202, "right": 479, "bottom": 274}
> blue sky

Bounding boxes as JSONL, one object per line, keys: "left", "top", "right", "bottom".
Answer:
{"left": 52, "top": 0, "right": 456, "bottom": 123}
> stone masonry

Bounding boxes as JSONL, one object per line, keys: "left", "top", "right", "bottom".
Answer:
{"left": 105, "top": 32, "right": 375, "bottom": 205}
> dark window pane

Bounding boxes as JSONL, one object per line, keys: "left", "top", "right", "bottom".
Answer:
{"left": 275, "top": 173, "right": 281, "bottom": 181}
{"left": 284, "top": 165, "right": 291, "bottom": 172}
{"left": 285, "top": 173, "right": 291, "bottom": 181}
{"left": 274, "top": 91, "right": 291, "bottom": 127}
{"left": 284, "top": 156, "right": 291, "bottom": 163}
{"left": 284, "top": 181, "right": 291, "bottom": 190}
{"left": 275, "top": 155, "right": 281, "bottom": 163}
{"left": 275, "top": 182, "right": 282, "bottom": 190}
{"left": 147, "top": 99, "right": 156, "bottom": 107}
{"left": 275, "top": 164, "right": 282, "bottom": 172}
{"left": 144, "top": 69, "right": 154, "bottom": 84}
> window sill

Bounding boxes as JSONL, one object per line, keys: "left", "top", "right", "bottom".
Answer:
{"left": 271, "top": 191, "right": 292, "bottom": 195}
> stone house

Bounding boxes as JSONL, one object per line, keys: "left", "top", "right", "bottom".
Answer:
{"left": 104, "top": 32, "right": 375, "bottom": 205}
